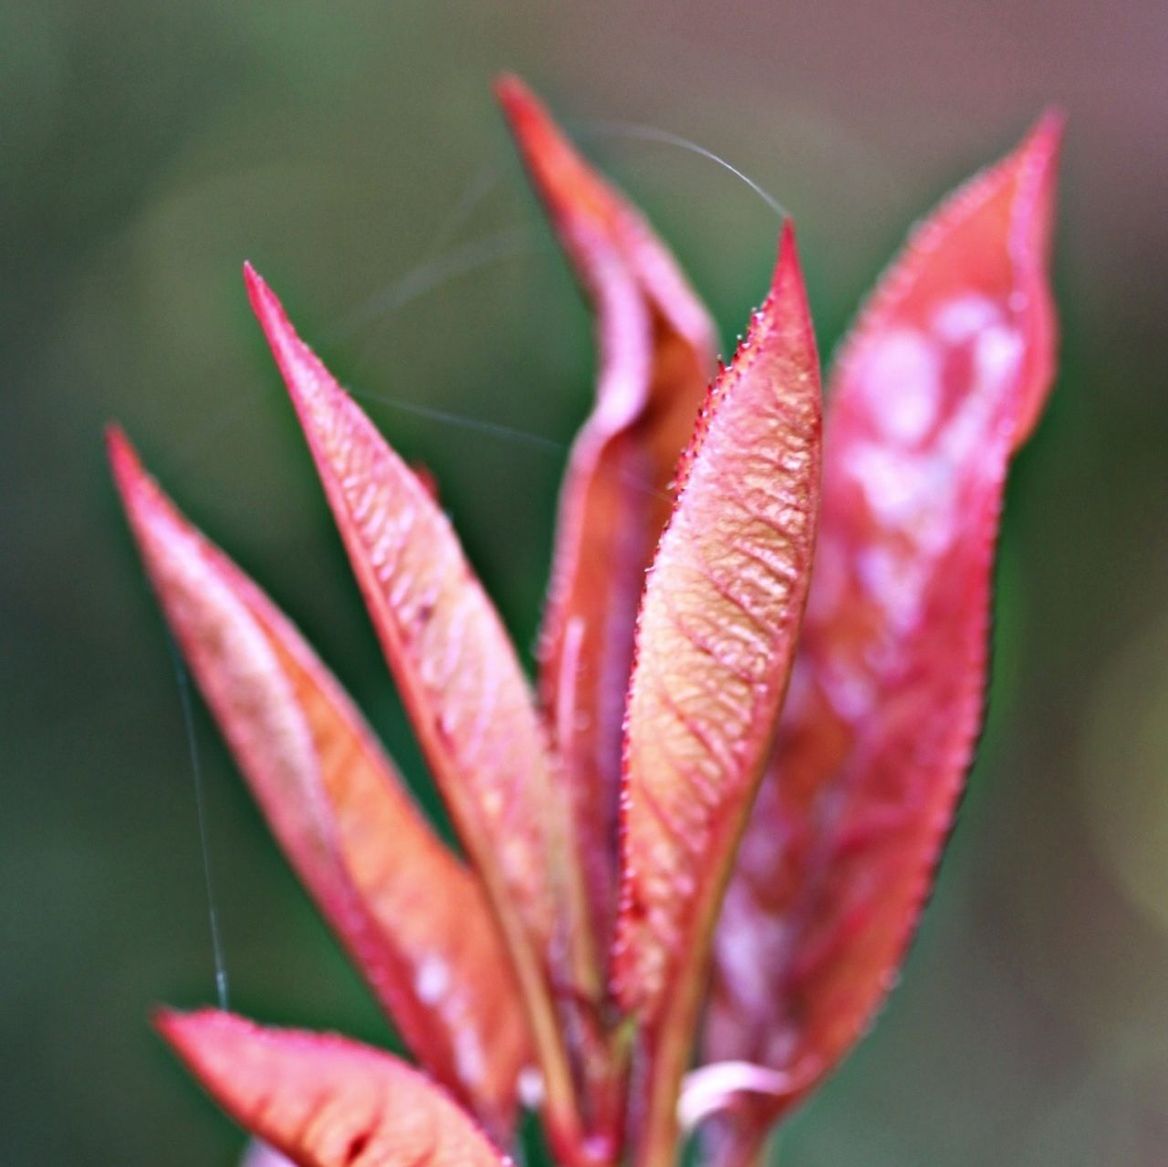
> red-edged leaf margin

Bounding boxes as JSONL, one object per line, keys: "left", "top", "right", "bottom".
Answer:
{"left": 612, "top": 223, "right": 822, "bottom": 1167}
{"left": 243, "top": 266, "right": 591, "bottom": 1159}
{"left": 701, "top": 113, "right": 1063, "bottom": 1157}
{"left": 498, "top": 75, "right": 717, "bottom": 964}
{"left": 109, "top": 430, "right": 531, "bottom": 1137}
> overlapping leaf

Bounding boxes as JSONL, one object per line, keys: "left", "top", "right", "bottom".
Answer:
{"left": 119, "top": 75, "right": 1063, "bottom": 1167}
{"left": 498, "top": 76, "right": 717, "bottom": 951}
{"left": 243, "top": 267, "right": 589, "bottom": 1140}
{"left": 158, "top": 1010, "right": 510, "bottom": 1167}
{"left": 702, "top": 115, "right": 1062, "bottom": 1148}
{"left": 613, "top": 225, "right": 822, "bottom": 1167}
{"left": 109, "top": 431, "right": 530, "bottom": 1136}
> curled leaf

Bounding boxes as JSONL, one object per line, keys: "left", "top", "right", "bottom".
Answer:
{"left": 108, "top": 431, "right": 530, "bottom": 1136}
{"left": 677, "top": 1062, "right": 799, "bottom": 1134}
{"left": 704, "top": 114, "right": 1063, "bottom": 1142}
{"left": 158, "top": 1009, "right": 510, "bottom": 1167}
{"left": 498, "top": 75, "right": 717, "bottom": 951}
{"left": 243, "top": 266, "right": 586, "bottom": 1146}
{"left": 613, "top": 224, "right": 822, "bottom": 1166}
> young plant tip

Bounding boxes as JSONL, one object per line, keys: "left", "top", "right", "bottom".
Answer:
{"left": 116, "top": 78, "right": 1061, "bottom": 1167}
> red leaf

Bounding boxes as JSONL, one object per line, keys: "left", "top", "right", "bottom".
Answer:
{"left": 612, "top": 224, "right": 822, "bottom": 1166}
{"left": 704, "top": 115, "right": 1062, "bottom": 1139}
{"left": 108, "top": 431, "right": 530, "bottom": 1137}
{"left": 157, "top": 1009, "right": 510, "bottom": 1167}
{"left": 498, "top": 76, "right": 717, "bottom": 951}
{"left": 243, "top": 266, "right": 587, "bottom": 1144}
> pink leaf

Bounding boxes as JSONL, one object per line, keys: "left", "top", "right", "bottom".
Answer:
{"left": 243, "top": 267, "right": 588, "bottom": 1146}
{"left": 612, "top": 224, "right": 822, "bottom": 1166}
{"left": 109, "top": 431, "right": 531, "bottom": 1137}
{"left": 704, "top": 114, "right": 1063, "bottom": 1143}
{"left": 498, "top": 76, "right": 717, "bottom": 952}
{"left": 158, "top": 1009, "right": 510, "bottom": 1167}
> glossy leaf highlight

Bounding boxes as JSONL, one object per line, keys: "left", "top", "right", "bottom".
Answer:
{"left": 498, "top": 75, "right": 717, "bottom": 951}
{"left": 704, "top": 114, "right": 1063, "bottom": 1143}
{"left": 613, "top": 224, "right": 822, "bottom": 1166}
{"left": 158, "top": 1010, "right": 510, "bottom": 1167}
{"left": 109, "top": 430, "right": 530, "bottom": 1135}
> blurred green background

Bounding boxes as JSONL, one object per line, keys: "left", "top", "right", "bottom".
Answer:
{"left": 3, "top": 1, "right": 1166, "bottom": 1163}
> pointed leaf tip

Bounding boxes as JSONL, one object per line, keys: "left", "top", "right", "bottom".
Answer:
{"left": 496, "top": 73, "right": 716, "bottom": 352}
{"left": 773, "top": 219, "right": 800, "bottom": 291}
{"left": 111, "top": 442, "right": 531, "bottom": 1134}
{"left": 244, "top": 264, "right": 315, "bottom": 404}
{"left": 105, "top": 421, "right": 132, "bottom": 472}
{"left": 246, "top": 269, "right": 588, "bottom": 1142}
{"left": 492, "top": 72, "right": 533, "bottom": 112}
{"left": 614, "top": 223, "right": 821, "bottom": 1165}
{"left": 829, "top": 109, "right": 1062, "bottom": 457}
{"left": 500, "top": 76, "right": 718, "bottom": 966}
{"left": 106, "top": 424, "right": 152, "bottom": 507}
{"left": 242, "top": 261, "right": 267, "bottom": 316}
{"left": 1009, "top": 109, "right": 1063, "bottom": 447}
{"left": 1022, "top": 105, "right": 1066, "bottom": 158}
{"left": 670, "top": 223, "right": 812, "bottom": 501}
{"left": 157, "top": 1009, "right": 510, "bottom": 1167}
{"left": 495, "top": 75, "right": 592, "bottom": 217}
{"left": 107, "top": 426, "right": 186, "bottom": 552}
{"left": 705, "top": 117, "right": 1062, "bottom": 1144}
{"left": 244, "top": 270, "right": 561, "bottom": 952}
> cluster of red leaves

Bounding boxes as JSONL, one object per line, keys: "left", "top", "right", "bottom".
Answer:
{"left": 111, "top": 77, "right": 1060, "bottom": 1167}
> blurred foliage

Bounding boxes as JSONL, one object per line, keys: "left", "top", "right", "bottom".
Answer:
{"left": 2, "top": 1, "right": 1166, "bottom": 1164}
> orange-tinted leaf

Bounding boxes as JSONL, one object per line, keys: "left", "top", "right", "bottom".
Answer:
{"left": 704, "top": 115, "right": 1062, "bottom": 1139}
{"left": 243, "top": 266, "right": 585, "bottom": 1143}
{"left": 612, "top": 225, "right": 821, "bottom": 1167}
{"left": 498, "top": 76, "right": 717, "bottom": 950}
{"left": 158, "top": 1009, "right": 510, "bottom": 1167}
{"left": 108, "top": 431, "right": 530, "bottom": 1136}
